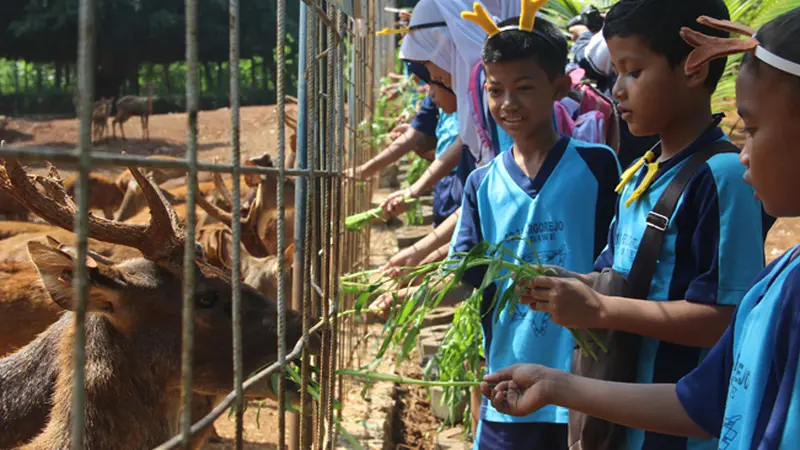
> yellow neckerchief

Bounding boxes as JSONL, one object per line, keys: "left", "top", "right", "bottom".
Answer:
{"left": 615, "top": 142, "right": 662, "bottom": 208}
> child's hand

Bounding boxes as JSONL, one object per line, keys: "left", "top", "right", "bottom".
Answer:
{"left": 480, "top": 364, "right": 556, "bottom": 417}
{"left": 517, "top": 276, "right": 607, "bottom": 329}
{"left": 380, "top": 244, "right": 423, "bottom": 278}
{"left": 380, "top": 188, "right": 412, "bottom": 217}
{"left": 369, "top": 292, "right": 397, "bottom": 320}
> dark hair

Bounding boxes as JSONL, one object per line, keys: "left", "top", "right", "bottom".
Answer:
{"left": 481, "top": 16, "right": 568, "bottom": 81}
{"left": 603, "top": 0, "right": 731, "bottom": 90}
{"left": 742, "top": 8, "right": 800, "bottom": 86}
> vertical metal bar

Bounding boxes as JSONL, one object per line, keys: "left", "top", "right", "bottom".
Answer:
{"left": 181, "top": 0, "right": 200, "bottom": 446}
{"left": 300, "top": 1, "right": 318, "bottom": 446}
{"left": 275, "top": 0, "right": 289, "bottom": 447}
{"left": 71, "top": 0, "right": 94, "bottom": 447}
{"left": 290, "top": 1, "right": 309, "bottom": 448}
{"left": 228, "top": 0, "right": 244, "bottom": 447}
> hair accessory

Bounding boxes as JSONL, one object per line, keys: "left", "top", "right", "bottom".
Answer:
{"left": 376, "top": 21, "right": 446, "bottom": 36}
{"left": 681, "top": 15, "right": 800, "bottom": 78}
{"left": 461, "top": 0, "right": 548, "bottom": 36}
{"left": 461, "top": 2, "right": 502, "bottom": 37}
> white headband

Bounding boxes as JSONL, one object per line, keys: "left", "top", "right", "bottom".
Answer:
{"left": 754, "top": 45, "right": 800, "bottom": 77}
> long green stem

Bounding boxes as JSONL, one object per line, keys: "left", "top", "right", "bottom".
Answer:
{"left": 337, "top": 369, "right": 483, "bottom": 387}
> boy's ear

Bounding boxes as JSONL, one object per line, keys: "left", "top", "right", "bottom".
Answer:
{"left": 552, "top": 74, "right": 572, "bottom": 101}
{"left": 683, "top": 57, "right": 710, "bottom": 89}
{"left": 28, "top": 241, "right": 116, "bottom": 314}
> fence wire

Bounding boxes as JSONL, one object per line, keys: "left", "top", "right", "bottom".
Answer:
{"left": 0, "top": 0, "right": 396, "bottom": 449}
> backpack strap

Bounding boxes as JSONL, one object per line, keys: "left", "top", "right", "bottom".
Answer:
{"left": 625, "top": 139, "right": 740, "bottom": 299}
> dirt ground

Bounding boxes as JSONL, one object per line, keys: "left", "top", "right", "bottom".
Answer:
{"left": 1, "top": 108, "right": 797, "bottom": 448}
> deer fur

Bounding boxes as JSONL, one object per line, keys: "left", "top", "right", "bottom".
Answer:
{"left": 112, "top": 84, "right": 154, "bottom": 141}
{"left": 63, "top": 173, "right": 127, "bottom": 220}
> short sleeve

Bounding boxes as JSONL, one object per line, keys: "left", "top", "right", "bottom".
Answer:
{"left": 410, "top": 96, "right": 439, "bottom": 138}
{"left": 593, "top": 197, "right": 620, "bottom": 272}
{"left": 676, "top": 159, "right": 775, "bottom": 305}
{"left": 676, "top": 315, "right": 736, "bottom": 437}
{"left": 576, "top": 145, "right": 622, "bottom": 259}
{"left": 449, "top": 167, "right": 489, "bottom": 289}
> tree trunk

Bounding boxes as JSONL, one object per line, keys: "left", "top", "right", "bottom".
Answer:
{"left": 163, "top": 64, "right": 171, "bottom": 92}
{"left": 251, "top": 58, "right": 257, "bottom": 91}
{"left": 204, "top": 62, "right": 214, "bottom": 92}
{"left": 23, "top": 63, "right": 29, "bottom": 91}
{"left": 65, "top": 64, "right": 71, "bottom": 88}
{"left": 55, "top": 63, "right": 62, "bottom": 90}
{"left": 217, "top": 62, "right": 224, "bottom": 91}
{"left": 35, "top": 65, "right": 43, "bottom": 92}
{"left": 261, "top": 57, "right": 268, "bottom": 90}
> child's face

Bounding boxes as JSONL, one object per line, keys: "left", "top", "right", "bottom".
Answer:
{"left": 736, "top": 64, "right": 800, "bottom": 218}
{"left": 430, "top": 84, "right": 457, "bottom": 114}
{"left": 607, "top": 35, "right": 704, "bottom": 137}
{"left": 422, "top": 61, "right": 453, "bottom": 90}
{"left": 483, "top": 58, "right": 569, "bottom": 142}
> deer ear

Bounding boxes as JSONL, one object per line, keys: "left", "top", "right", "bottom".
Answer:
{"left": 27, "top": 241, "right": 112, "bottom": 313}
{"left": 284, "top": 243, "right": 295, "bottom": 267}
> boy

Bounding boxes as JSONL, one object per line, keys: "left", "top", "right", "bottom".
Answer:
{"left": 451, "top": 7, "right": 620, "bottom": 448}
{"left": 481, "top": 8, "right": 800, "bottom": 449}
{"left": 512, "top": 1, "right": 774, "bottom": 449}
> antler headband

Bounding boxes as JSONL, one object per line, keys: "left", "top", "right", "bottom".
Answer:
{"left": 377, "top": 21, "right": 446, "bottom": 36}
{"left": 461, "top": 0, "right": 549, "bottom": 38}
{"left": 681, "top": 15, "right": 800, "bottom": 78}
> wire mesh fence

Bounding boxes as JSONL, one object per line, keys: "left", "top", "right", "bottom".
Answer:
{"left": 0, "top": 0, "right": 395, "bottom": 449}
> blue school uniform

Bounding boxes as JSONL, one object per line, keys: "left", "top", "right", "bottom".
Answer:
{"left": 450, "top": 137, "right": 620, "bottom": 448}
{"left": 409, "top": 95, "right": 439, "bottom": 138}
{"left": 593, "top": 126, "right": 775, "bottom": 450}
{"left": 677, "top": 246, "right": 800, "bottom": 450}
{"left": 432, "top": 111, "right": 462, "bottom": 227}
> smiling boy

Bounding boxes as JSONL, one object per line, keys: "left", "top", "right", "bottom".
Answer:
{"left": 450, "top": 7, "right": 621, "bottom": 449}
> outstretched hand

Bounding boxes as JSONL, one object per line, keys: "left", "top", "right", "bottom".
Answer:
{"left": 480, "top": 364, "right": 556, "bottom": 417}
{"left": 515, "top": 275, "right": 607, "bottom": 329}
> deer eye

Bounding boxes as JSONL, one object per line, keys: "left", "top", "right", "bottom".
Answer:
{"left": 196, "top": 291, "right": 218, "bottom": 309}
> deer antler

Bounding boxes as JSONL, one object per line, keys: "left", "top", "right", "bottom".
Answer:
{"left": 461, "top": 2, "right": 501, "bottom": 38}
{"left": 0, "top": 159, "right": 185, "bottom": 264}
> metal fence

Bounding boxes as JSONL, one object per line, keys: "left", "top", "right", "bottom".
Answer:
{"left": 0, "top": 0, "right": 395, "bottom": 448}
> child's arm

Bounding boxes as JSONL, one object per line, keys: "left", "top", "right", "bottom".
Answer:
{"left": 380, "top": 209, "right": 460, "bottom": 276}
{"left": 354, "top": 126, "right": 436, "bottom": 180}
{"left": 523, "top": 276, "right": 733, "bottom": 347}
{"left": 480, "top": 365, "right": 710, "bottom": 439}
{"left": 381, "top": 137, "right": 462, "bottom": 216}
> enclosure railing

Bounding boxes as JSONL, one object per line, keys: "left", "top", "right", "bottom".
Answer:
{"left": 0, "top": 0, "right": 395, "bottom": 449}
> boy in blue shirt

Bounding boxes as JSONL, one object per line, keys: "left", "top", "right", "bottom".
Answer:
{"left": 480, "top": 7, "right": 800, "bottom": 450}
{"left": 451, "top": 7, "right": 621, "bottom": 449}
{"left": 492, "top": 1, "right": 775, "bottom": 449}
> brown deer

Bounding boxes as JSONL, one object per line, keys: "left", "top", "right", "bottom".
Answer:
{"left": 91, "top": 97, "right": 113, "bottom": 143}
{"left": 0, "top": 159, "right": 318, "bottom": 449}
{"left": 112, "top": 84, "right": 154, "bottom": 141}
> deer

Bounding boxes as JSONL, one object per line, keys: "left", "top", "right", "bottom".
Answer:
{"left": 91, "top": 97, "right": 113, "bottom": 143}
{"left": 0, "top": 158, "right": 318, "bottom": 449}
{"left": 112, "top": 84, "right": 154, "bottom": 141}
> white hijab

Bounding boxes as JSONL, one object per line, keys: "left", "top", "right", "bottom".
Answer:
{"left": 400, "top": 0, "right": 519, "bottom": 165}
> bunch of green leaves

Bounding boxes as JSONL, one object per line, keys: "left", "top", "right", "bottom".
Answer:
{"left": 342, "top": 236, "right": 607, "bottom": 370}
{"left": 344, "top": 197, "right": 420, "bottom": 232}
{"left": 423, "top": 297, "right": 485, "bottom": 430}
